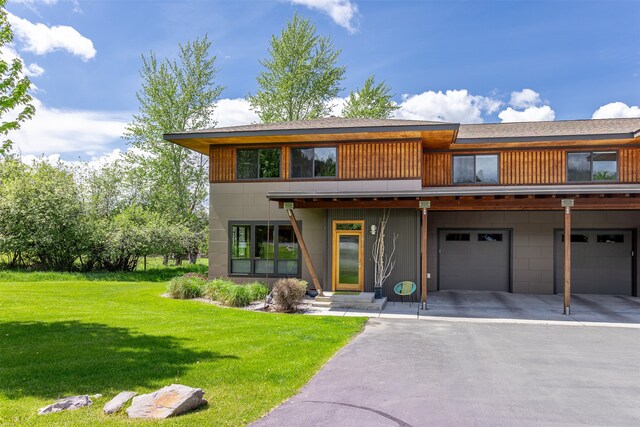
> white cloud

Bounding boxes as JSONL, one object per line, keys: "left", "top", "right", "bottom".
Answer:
{"left": 394, "top": 89, "right": 501, "bottom": 124}
{"left": 213, "top": 98, "right": 260, "bottom": 128}
{"left": 0, "top": 45, "right": 45, "bottom": 77}
{"left": 498, "top": 105, "right": 556, "bottom": 122}
{"left": 327, "top": 96, "right": 347, "bottom": 117}
{"left": 508, "top": 88, "right": 542, "bottom": 109}
{"left": 290, "top": 0, "right": 359, "bottom": 33}
{"left": 7, "top": 12, "right": 96, "bottom": 61}
{"left": 9, "top": 98, "right": 129, "bottom": 156}
{"left": 592, "top": 102, "right": 640, "bottom": 119}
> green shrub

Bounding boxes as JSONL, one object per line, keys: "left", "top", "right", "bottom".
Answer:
{"left": 204, "top": 278, "right": 234, "bottom": 301}
{"left": 245, "top": 281, "right": 269, "bottom": 301}
{"left": 204, "top": 279, "right": 269, "bottom": 307}
{"left": 167, "top": 274, "right": 207, "bottom": 299}
{"left": 272, "top": 278, "right": 307, "bottom": 313}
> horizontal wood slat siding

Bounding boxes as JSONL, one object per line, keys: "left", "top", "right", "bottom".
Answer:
{"left": 422, "top": 152, "right": 452, "bottom": 186}
{"left": 338, "top": 140, "right": 421, "bottom": 180}
{"left": 501, "top": 150, "right": 565, "bottom": 184}
{"left": 619, "top": 147, "right": 640, "bottom": 183}
{"left": 210, "top": 146, "right": 236, "bottom": 182}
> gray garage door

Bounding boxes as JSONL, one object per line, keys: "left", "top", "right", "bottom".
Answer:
{"left": 438, "top": 229, "right": 511, "bottom": 291}
{"left": 554, "top": 229, "right": 633, "bottom": 295}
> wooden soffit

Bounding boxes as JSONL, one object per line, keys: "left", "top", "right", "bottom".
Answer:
{"left": 275, "top": 194, "right": 640, "bottom": 211}
{"left": 165, "top": 128, "right": 459, "bottom": 155}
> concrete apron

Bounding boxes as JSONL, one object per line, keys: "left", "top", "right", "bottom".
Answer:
{"left": 306, "top": 290, "right": 640, "bottom": 327}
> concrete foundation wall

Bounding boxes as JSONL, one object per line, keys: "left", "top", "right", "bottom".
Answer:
{"left": 427, "top": 210, "right": 640, "bottom": 294}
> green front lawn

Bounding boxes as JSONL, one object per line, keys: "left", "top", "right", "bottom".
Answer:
{"left": 0, "top": 275, "right": 366, "bottom": 426}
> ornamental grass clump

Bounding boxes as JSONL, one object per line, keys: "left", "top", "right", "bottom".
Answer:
{"left": 205, "top": 279, "right": 268, "bottom": 307}
{"left": 167, "top": 274, "right": 207, "bottom": 299}
{"left": 272, "top": 278, "right": 307, "bottom": 313}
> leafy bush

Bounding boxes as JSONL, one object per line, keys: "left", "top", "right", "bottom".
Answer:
{"left": 272, "top": 278, "right": 308, "bottom": 313}
{"left": 167, "top": 274, "right": 207, "bottom": 299}
{"left": 204, "top": 279, "right": 269, "bottom": 307}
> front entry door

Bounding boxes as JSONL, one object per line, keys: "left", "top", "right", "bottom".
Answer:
{"left": 332, "top": 221, "right": 364, "bottom": 291}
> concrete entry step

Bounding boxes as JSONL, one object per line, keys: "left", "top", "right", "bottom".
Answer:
{"left": 312, "top": 292, "right": 386, "bottom": 311}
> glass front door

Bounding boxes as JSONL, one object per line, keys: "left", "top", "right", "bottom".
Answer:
{"left": 332, "top": 221, "right": 364, "bottom": 291}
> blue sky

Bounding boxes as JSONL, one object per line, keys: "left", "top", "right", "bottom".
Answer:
{"left": 4, "top": 0, "right": 640, "bottom": 162}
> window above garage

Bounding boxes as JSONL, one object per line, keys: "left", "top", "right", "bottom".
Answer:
{"left": 567, "top": 151, "right": 617, "bottom": 182}
{"left": 452, "top": 154, "right": 499, "bottom": 184}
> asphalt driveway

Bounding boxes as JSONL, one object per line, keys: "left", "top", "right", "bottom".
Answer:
{"left": 252, "top": 318, "right": 640, "bottom": 426}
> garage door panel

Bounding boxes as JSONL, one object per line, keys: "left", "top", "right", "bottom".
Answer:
{"left": 554, "top": 229, "right": 633, "bottom": 295}
{"left": 439, "top": 229, "right": 511, "bottom": 292}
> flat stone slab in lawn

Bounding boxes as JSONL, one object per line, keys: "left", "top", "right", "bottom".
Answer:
{"left": 38, "top": 395, "right": 92, "bottom": 415}
{"left": 103, "top": 391, "right": 137, "bottom": 414}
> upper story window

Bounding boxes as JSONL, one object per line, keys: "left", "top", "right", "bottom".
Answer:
{"left": 453, "top": 154, "right": 498, "bottom": 184}
{"left": 567, "top": 151, "right": 617, "bottom": 182}
{"left": 236, "top": 148, "right": 281, "bottom": 180}
{"left": 291, "top": 147, "right": 337, "bottom": 178}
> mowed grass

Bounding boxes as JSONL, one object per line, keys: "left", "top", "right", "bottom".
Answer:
{"left": 0, "top": 274, "right": 366, "bottom": 426}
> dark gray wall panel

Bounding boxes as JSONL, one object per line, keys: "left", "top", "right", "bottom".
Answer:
{"left": 327, "top": 209, "right": 419, "bottom": 301}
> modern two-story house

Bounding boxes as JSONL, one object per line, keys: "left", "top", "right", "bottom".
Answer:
{"left": 165, "top": 117, "right": 640, "bottom": 312}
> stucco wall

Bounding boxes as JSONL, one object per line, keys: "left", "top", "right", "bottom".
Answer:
{"left": 427, "top": 210, "right": 639, "bottom": 294}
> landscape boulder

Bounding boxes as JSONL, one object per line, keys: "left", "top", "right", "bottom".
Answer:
{"left": 38, "top": 395, "right": 92, "bottom": 415}
{"left": 103, "top": 391, "right": 137, "bottom": 414}
{"left": 126, "top": 384, "right": 206, "bottom": 419}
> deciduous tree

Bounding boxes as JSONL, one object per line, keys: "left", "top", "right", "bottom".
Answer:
{"left": 125, "top": 35, "right": 223, "bottom": 229}
{"left": 342, "top": 75, "right": 399, "bottom": 119}
{"left": 248, "top": 13, "right": 345, "bottom": 123}
{"left": 0, "top": 0, "right": 35, "bottom": 156}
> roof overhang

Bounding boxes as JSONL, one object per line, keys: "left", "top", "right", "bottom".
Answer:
{"left": 267, "top": 184, "right": 640, "bottom": 211}
{"left": 164, "top": 123, "right": 459, "bottom": 155}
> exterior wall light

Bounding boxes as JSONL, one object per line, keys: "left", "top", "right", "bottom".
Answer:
{"left": 370, "top": 224, "right": 377, "bottom": 235}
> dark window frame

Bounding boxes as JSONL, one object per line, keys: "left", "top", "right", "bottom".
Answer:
{"left": 236, "top": 148, "right": 282, "bottom": 180}
{"left": 566, "top": 150, "right": 618, "bottom": 183}
{"left": 290, "top": 146, "right": 338, "bottom": 179}
{"left": 452, "top": 154, "right": 500, "bottom": 184}
{"left": 228, "top": 221, "right": 302, "bottom": 278}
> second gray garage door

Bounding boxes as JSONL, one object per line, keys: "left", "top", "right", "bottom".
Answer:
{"left": 554, "top": 229, "right": 634, "bottom": 295}
{"left": 438, "top": 229, "right": 511, "bottom": 292}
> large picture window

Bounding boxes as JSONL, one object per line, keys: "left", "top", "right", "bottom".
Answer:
{"left": 236, "top": 148, "right": 281, "bottom": 180}
{"left": 567, "top": 151, "right": 617, "bottom": 182}
{"left": 290, "top": 147, "right": 337, "bottom": 178}
{"left": 453, "top": 154, "right": 498, "bottom": 184}
{"left": 229, "top": 222, "right": 300, "bottom": 276}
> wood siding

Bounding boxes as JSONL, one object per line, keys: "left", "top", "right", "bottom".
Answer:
{"left": 619, "top": 147, "right": 640, "bottom": 183}
{"left": 338, "top": 140, "right": 421, "bottom": 180}
{"left": 423, "top": 147, "right": 640, "bottom": 187}
{"left": 500, "top": 150, "right": 565, "bottom": 184}
{"left": 422, "top": 152, "right": 452, "bottom": 186}
{"left": 210, "top": 146, "right": 236, "bottom": 182}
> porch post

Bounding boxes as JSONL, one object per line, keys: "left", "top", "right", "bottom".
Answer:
{"left": 286, "top": 207, "right": 324, "bottom": 296}
{"left": 420, "top": 201, "right": 430, "bottom": 310}
{"left": 561, "top": 199, "right": 574, "bottom": 315}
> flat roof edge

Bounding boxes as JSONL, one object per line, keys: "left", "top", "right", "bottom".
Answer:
{"left": 267, "top": 184, "right": 640, "bottom": 199}
{"left": 455, "top": 132, "right": 636, "bottom": 144}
